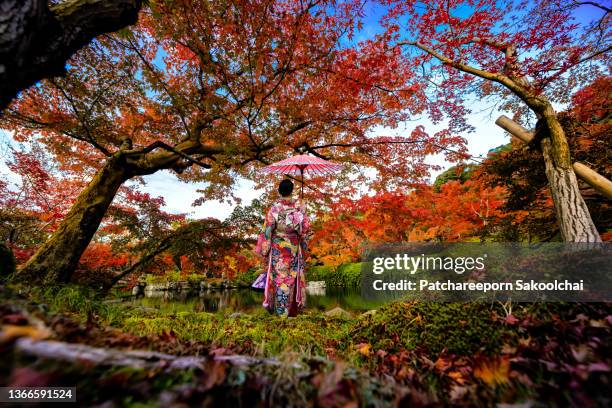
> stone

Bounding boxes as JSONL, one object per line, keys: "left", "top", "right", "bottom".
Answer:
{"left": 324, "top": 307, "right": 352, "bottom": 319}
{"left": 132, "top": 283, "right": 145, "bottom": 297}
{"left": 361, "top": 309, "right": 377, "bottom": 318}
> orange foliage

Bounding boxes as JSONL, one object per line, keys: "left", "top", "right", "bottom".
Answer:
{"left": 77, "top": 242, "right": 129, "bottom": 271}
{"left": 310, "top": 177, "right": 510, "bottom": 265}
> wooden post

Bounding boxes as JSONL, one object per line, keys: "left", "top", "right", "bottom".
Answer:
{"left": 495, "top": 115, "right": 612, "bottom": 200}
{"left": 573, "top": 162, "right": 612, "bottom": 200}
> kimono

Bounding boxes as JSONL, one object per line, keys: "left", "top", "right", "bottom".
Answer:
{"left": 255, "top": 198, "right": 311, "bottom": 316}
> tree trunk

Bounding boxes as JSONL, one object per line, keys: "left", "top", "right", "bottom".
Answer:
{"left": 101, "top": 235, "right": 174, "bottom": 294}
{"left": 14, "top": 337, "right": 301, "bottom": 371}
{"left": 16, "top": 155, "right": 133, "bottom": 283}
{"left": 540, "top": 138, "right": 602, "bottom": 242}
{"left": 538, "top": 107, "right": 601, "bottom": 242}
{"left": 397, "top": 41, "right": 603, "bottom": 243}
{"left": 495, "top": 115, "right": 605, "bottom": 242}
{"left": 495, "top": 115, "right": 612, "bottom": 199}
{"left": 0, "top": 0, "right": 141, "bottom": 110}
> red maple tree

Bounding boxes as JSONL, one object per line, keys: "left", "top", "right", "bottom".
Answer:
{"left": 2, "top": 0, "right": 464, "bottom": 283}
{"left": 383, "top": 0, "right": 610, "bottom": 242}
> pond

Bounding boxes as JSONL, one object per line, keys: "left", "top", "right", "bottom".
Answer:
{"left": 127, "top": 286, "right": 386, "bottom": 314}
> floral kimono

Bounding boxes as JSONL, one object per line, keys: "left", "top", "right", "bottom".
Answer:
{"left": 255, "top": 198, "right": 311, "bottom": 316}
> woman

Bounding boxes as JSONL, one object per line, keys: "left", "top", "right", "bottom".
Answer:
{"left": 255, "top": 179, "right": 311, "bottom": 317}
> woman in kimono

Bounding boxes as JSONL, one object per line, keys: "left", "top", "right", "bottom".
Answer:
{"left": 255, "top": 179, "right": 311, "bottom": 317}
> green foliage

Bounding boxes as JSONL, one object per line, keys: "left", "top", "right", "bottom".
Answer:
{"left": 307, "top": 263, "right": 362, "bottom": 287}
{"left": 0, "top": 243, "right": 16, "bottom": 281}
{"left": 186, "top": 273, "right": 205, "bottom": 284}
{"left": 235, "top": 267, "right": 260, "bottom": 286}
{"left": 433, "top": 164, "right": 474, "bottom": 192}
{"left": 348, "top": 302, "right": 507, "bottom": 355}
{"left": 145, "top": 270, "right": 182, "bottom": 284}
{"left": 306, "top": 265, "right": 335, "bottom": 281}
{"left": 334, "top": 263, "right": 362, "bottom": 287}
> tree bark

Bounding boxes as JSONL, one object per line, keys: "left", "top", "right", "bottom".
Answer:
{"left": 540, "top": 139, "right": 601, "bottom": 242}
{"left": 101, "top": 235, "right": 175, "bottom": 294}
{"left": 14, "top": 337, "right": 301, "bottom": 371}
{"left": 495, "top": 115, "right": 612, "bottom": 200}
{"left": 0, "top": 0, "right": 142, "bottom": 110}
{"left": 16, "top": 155, "right": 134, "bottom": 283}
{"left": 538, "top": 115, "right": 602, "bottom": 242}
{"left": 497, "top": 107, "right": 601, "bottom": 242}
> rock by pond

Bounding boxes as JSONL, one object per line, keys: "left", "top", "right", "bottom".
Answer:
{"left": 306, "top": 280, "right": 326, "bottom": 296}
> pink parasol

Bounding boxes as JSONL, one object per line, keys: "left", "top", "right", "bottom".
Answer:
{"left": 261, "top": 154, "right": 342, "bottom": 199}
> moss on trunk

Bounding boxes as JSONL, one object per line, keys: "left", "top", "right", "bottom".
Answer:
{"left": 16, "top": 155, "right": 132, "bottom": 284}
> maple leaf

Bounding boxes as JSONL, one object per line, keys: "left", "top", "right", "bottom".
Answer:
{"left": 356, "top": 342, "right": 371, "bottom": 356}
{"left": 505, "top": 314, "right": 519, "bottom": 325}
{"left": 474, "top": 357, "right": 510, "bottom": 387}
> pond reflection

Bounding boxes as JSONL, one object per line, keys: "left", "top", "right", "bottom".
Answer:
{"left": 130, "top": 286, "right": 385, "bottom": 314}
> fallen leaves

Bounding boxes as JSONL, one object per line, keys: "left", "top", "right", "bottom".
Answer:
{"left": 355, "top": 342, "right": 371, "bottom": 357}
{"left": 0, "top": 324, "right": 51, "bottom": 343}
{"left": 473, "top": 357, "right": 510, "bottom": 387}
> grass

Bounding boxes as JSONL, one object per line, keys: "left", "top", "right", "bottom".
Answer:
{"left": 21, "top": 283, "right": 511, "bottom": 361}
{"left": 348, "top": 301, "right": 509, "bottom": 355}
{"left": 120, "top": 308, "right": 354, "bottom": 357}
{"left": 25, "top": 284, "right": 126, "bottom": 326}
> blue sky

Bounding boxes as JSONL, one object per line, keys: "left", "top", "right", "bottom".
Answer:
{"left": 1, "top": 0, "right": 607, "bottom": 220}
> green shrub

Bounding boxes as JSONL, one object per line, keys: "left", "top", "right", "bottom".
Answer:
{"left": 28, "top": 284, "right": 119, "bottom": 323}
{"left": 348, "top": 301, "right": 507, "bottom": 356}
{"left": 334, "top": 263, "right": 362, "bottom": 287}
{"left": 432, "top": 164, "right": 474, "bottom": 192}
{"left": 145, "top": 274, "right": 164, "bottom": 284}
{"left": 0, "top": 243, "right": 16, "bottom": 281}
{"left": 145, "top": 270, "right": 183, "bottom": 284}
{"left": 166, "top": 270, "right": 182, "bottom": 282}
{"left": 306, "top": 265, "right": 334, "bottom": 281}
{"left": 307, "top": 263, "right": 362, "bottom": 287}
{"left": 236, "top": 267, "right": 260, "bottom": 286}
{"left": 186, "top": 273, "right": 205, "bottom": 284}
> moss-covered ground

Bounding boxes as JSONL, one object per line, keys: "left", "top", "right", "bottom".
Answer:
{"left": 1, "top": 283, "right": 610, "bottom": 406}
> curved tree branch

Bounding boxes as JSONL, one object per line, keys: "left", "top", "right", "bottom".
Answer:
{"left": 0, "top": 0, "right": 142, "bottom": 110}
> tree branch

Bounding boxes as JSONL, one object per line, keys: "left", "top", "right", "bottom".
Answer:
{"left": 396, "top": 40, "right": 502, "bottom": 82}
{"left": 0, "top": 0, "right": 143, "bottom": 110}
{"left": 125, "top": 140, "right": 219, "bottom": 172}
{"left": 396, "top": 40, "right": 547, "bottom": 111}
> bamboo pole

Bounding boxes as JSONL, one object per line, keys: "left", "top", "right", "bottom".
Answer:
{"left": 495, "top": 115, "right": 612, "bottom": 200}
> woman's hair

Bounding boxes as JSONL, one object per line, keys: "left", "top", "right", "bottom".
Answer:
{"left": 278, "top": 179, "right": 294, "bottom": 197}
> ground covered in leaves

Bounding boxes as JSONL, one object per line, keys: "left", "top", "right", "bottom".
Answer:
{"left": 1, "top": 284, "right": 610, "bottom": 407}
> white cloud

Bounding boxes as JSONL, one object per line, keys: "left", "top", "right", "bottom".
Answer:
{"left": 133, "top": 171, "right": 263, "bottom": 220}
